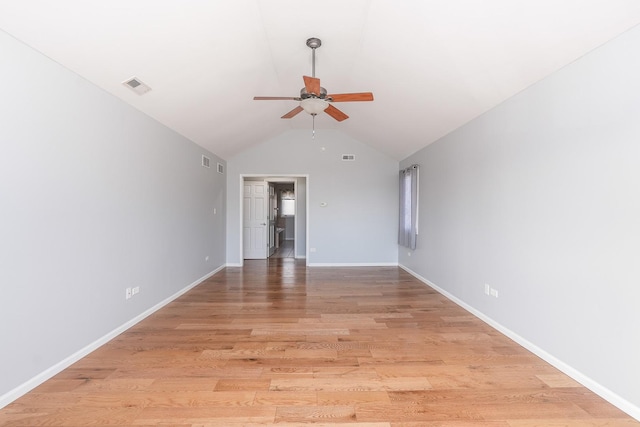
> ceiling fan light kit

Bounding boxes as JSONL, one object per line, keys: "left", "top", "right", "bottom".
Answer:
{"left": 254, "top": 37, "right": 374, "bottom": 132}
{"left": 300, "top": 97, "right": 329, "bottom": 115}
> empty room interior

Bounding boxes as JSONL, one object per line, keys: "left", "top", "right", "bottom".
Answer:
{"left": 1, "top": 1, "right": 640, "bottom": 425}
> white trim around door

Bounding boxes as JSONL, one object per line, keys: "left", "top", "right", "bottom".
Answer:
{"left": 239, "top": 174, "right": 309, "bottom": 267}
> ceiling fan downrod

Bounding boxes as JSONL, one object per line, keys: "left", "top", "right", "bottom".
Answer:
{"left": 307, "top": 37, "right": 322, "bottom": 139}
{"left": 306, "top": 37, "right": 321, "bottom": 78}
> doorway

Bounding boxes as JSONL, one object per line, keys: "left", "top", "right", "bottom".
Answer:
{"left": 241, "top": 175, "right": 308, "bottom": 263}
{"left": 271, "top": 182, "right": 295, "bottom": 259}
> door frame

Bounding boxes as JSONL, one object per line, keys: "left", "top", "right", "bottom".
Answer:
{"left": 239, "top": 174, "right": 309, "bottom": 266}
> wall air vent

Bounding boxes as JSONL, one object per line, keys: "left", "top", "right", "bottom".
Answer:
{"left": 341, "top": 154, "right": 356, "bottom": 161}
{"left": 217, "top": 163, "right": 224, "bottom": 174}
{"left": 122, "top": 77, "right": 151, "bottom": 95}
{"left": 202, "top": 155, "right": 211, "bottom": 168}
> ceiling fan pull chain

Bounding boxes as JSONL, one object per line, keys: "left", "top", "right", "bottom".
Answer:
{"left": 312, "top": 114, "right": 316, "bottom": 139}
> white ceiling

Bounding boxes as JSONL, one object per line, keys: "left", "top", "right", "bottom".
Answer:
{"left": 2, "top": 1, "right": 640, "bottom": 160}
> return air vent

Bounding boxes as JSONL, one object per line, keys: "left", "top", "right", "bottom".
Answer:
{"left": 202, "top": 155, "right": 211, "bottom": 168}
{"left": 122, "top": 76, "right": 151, "bottom": 95}
{"left": 341, "top": 154, "right": 356, "bottom": 161}
{"left": 217, "top": 163, "right": 224, "bottom": 174}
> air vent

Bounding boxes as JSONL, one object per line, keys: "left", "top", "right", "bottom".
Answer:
{"left": 217, "top": 163, "right": 224, "bottom": 174}
{"left": 341, "top": 154, "right": 356, "bottom": 161}
{"left": 122, "top": 77, "right": 151, "bottom": 95}
{"left": 202, "top": 155, "right": 210, "bottom": 168}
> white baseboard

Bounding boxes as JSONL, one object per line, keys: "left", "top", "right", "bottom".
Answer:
{"left": 308, "top": 262, "right": 398, "bottom": 267}
{"left": 398, "top": 264, "right": 640, "bottom": 422}
{"left": 226, "top": 262, "right": 243, "bottom": 267}
{"left": 0, "top": 264, "right": 225, "bottom": 410}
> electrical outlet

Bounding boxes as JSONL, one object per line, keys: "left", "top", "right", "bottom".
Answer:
{"left": 205, "top": 255, "right": 209, "bottom": 262}
{"left": 485, "top": 284, "right": 499, "bottom": 298}
{"left": 125, "top": 287, "right": 132, "bottom": 300}
{"left": 310, "top": 248, "right": 316, "bottom": 253}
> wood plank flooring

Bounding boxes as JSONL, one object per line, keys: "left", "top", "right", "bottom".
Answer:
{"left": 1, "top": 259, "right": 637, "bottom": 426}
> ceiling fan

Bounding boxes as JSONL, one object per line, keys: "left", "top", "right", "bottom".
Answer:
{"left": 253, "top": 37, "right": 374, "bottom": 123}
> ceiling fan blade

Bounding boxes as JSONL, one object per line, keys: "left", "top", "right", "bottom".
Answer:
{"left": 254, "top": 96, "right": 300, "bottom": 101}
{"left": 328, "top": 92, "right": 374, "bottom": 102}
{"left": 325, "top": 104, "right": 349, "bottom": 122}
{"left": 281, "top": 105, "right": 304, "bottom": 119}
{"left": 303, "top": 76, "right": 321, "bottom": 96}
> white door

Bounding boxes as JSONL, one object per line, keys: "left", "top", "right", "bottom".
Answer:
{"left": 243, "top": 181, "right": 268, "bottom": 259}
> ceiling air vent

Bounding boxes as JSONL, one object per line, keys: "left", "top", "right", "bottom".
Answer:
{"left": 217, "top": 163, "right": 224, "bottom": 174}
{"left": 341, "top": 154, "right": 356, "bottom": 161}
{"left": 122, "top": 76, "right": 151, "bottom": 95}
{"left": 202, "top": 155, "right": 211, "bottom": 168}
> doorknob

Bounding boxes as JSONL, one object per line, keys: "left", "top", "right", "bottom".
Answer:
{"left": 260, "top": 223, "right": 266, "bottom": 226}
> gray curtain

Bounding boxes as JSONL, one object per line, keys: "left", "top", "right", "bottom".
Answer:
{"left": 398, "top": 165, "right": 419, "bottom": 249}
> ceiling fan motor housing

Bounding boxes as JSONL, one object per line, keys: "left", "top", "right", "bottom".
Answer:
{"left": 300, "top": 86, "right": 327, "bottom": 99}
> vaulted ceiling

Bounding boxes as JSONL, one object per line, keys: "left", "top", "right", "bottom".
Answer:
{"left": 2, "top": 1, "right": 640, "bottom": 160}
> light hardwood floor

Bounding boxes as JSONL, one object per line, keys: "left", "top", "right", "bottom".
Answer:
{"left": 1, "top": 259, "right": 637, "bottom": 426}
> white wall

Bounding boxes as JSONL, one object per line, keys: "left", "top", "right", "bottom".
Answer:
{"left": 227, "top": 130, "right": 398, "bottom": 266}
{"left": 0, "top": 31, "right": 226, "bottom": 405}
{"left": 400, "top": 25, "right": 640, "bottom": 417}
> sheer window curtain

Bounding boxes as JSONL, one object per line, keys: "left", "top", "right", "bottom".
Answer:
{"left": 398, "top": 165, "right": 419, "bottom": 250}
